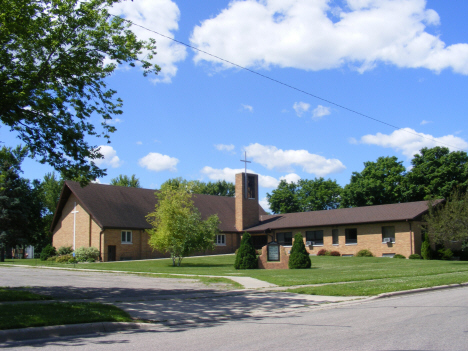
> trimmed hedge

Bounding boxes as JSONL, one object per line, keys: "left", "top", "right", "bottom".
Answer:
{"left": 40, "top": 244, "right": 56, "bottom": 261}
{"left": 356, "top": 249, "right": 374, "bottom": 257}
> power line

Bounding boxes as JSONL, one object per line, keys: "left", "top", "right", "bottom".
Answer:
{"left": 109, "top": 13, "right": 466, "bottom": 152}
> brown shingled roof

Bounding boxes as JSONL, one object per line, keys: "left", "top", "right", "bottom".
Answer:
{"left": 247, "top": 200, "right": 444, "bottom": 232}
{"left": 51, "top": 181, "right": 267, "bottom": 232}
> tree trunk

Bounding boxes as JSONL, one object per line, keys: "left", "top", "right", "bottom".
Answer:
{"left": 0, "top": 247, "right": 4, "bottom": 262}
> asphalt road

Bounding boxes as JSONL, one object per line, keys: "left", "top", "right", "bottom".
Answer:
{"left": 3, "top": 275, "right": 468, "bottom": 350}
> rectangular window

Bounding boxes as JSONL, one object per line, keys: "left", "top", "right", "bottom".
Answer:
{"left": 332, "top": 229, "right": 339, "bottom": 245}
{"left": 277, "top": 232, "right": 293, "bottom": 246}
{"left": 345, "top": 228, "right": 357, "bottom": 244}
{"left": 382, "top": 226, "right": 395, "bottom": 243}
{"left": 121, "top": 230, "right": 132, "bottom": 244}
{"left": 216, "top": 234, "right": 226, "bottom": 246}
{"left": 306, "top": 230, "right": 323, "bottom": 245}
{"left": 247, "top": 175, "right": 256, "bottom": 199}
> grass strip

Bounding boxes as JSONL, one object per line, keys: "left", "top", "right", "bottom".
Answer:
{"left": 0, "top": 288, "right": 53, "bottom": 302}
{"left": 286, "top": 272, "right": 468, "bottom": 296}
{"left": 0, "top": 302, "right": 132, "bottom": 330}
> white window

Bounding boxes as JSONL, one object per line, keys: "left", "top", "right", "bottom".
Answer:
{"left": 216, "top": 234, "right": 226, "bottom": 246}
{"left": 382, "top": 226, "right": 395, "bottom": 243}
{"left": 121, "top": 230, "right": 132, "bottom": 244}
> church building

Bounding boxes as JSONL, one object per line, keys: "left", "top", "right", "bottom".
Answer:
{"left": 51, "top": 172, "right": 440, "bottom": 261}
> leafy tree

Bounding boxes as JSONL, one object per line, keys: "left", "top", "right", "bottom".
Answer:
{"left": 1, "top": 0, "right": 160, "bottom": 183}
{"left": 340, "top": 156, "right": 406, "bottom": 208}
{"left": 405, "top": 147, "right": 468, "bottom": 201}
{"left": 161, "top": 178, "right": 235, "bottom": 197}
{"left": 0, "top": 146, "right": 44, "bottom": 261}
{"left": 288, "top": 233, "right": 311, "bottom": 269}
{"left": 267, "top": 180, "right": 301, "bottom": 214}
{"left": 146, "top": 187, "right": 220, "bottom": 267}
{"left": 421, "top": 232, "right": 432, "bottom": 260}
{"left": 296, "top": 178, "right": 342, "bottom": 211}
{"left": 267, "top": 178, "right": 341, "bottom": 214}
{"left": 424, "top": 189, "right": 468, "bottom": 250}
{"left": 110, "top": 174, "right": 141, "bottom": 188}
{"left": 234, "top": 232, "right": 258, "bottom": 269}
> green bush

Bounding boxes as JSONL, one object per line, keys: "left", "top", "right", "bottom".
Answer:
{"left": 289, "top": 233, "right": 311, "bottom": 269}
{"left": 40, "top": 244, "right": 57, "bottom": 261}
{"left": 317, "top": 249, "right": 329, "bottom": 256}
{"left": 56, "top": 254, "right": 73, "bottom": 263}
{"left": 393, "top": 254, "right": 406, "bottom": 259}
{"left": 68, "top": 258, "right": 78, "bottom": 264}
{"left": 57, "top": 246, "right": 73, "bottom": 256}
{"left": 409, "top": 254, "right": 422, "bottom": 259}
{"left": 356, "top": 249, "right": 374, "bottom": 257}
{"left": 74, "top": 246, "right": 100, "bottom": 262}
{"left": 46, "top": 256, "right": 57, "bottom": 262}
{"left": 437, "top": 248, "right": 453, "bottom": 261}
{"left": 330, "top": 251, "right": 341, "bottom": 256}
{"left": 86, "top": 258, "right": 96, "bottom": 263}
{"left": 421, "top": 233, "right": 432, "bottom": 260}
{"left": 234, "top": 232, "right": 258, "bottom": 269}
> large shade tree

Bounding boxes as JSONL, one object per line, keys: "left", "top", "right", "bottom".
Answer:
{"left": 161, "top": 178, "right": 235, "bottom": 197}
{"left": 405, "top": 147, "right": 468, "bottom": 201}
{"left": 110, "top": 174, "right": 141, "bottom": 188}
{"left": 0, "top": 0, "right": 160, "bottom": 183}
{"left": 340, "top": 156, "right": 407, "bottom": 208}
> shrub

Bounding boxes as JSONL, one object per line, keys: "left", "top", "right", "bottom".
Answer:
{"left": 330, "top": 251, "right": 341, "bottom": 256}
{"left": 393, "top": 254, "right": 406, "bottom": 259}
{"left": 289, "top": 233, "right": 311, "bottom": 269}
{"left": 56, "top": 254, "right": 73, "bottom": 263}
{"left": 74, "top": 246, "right": 100, "bottom": 262}
{"left": 57, "top": 246, "right": 73, "bottom": 256}
{"left": 68, "top": 258, "right": 77, "bottom": 264}
{"left": 409, "top": 254, "right": 422, "bottom": 259}
{"left": 437, "top": 248, "right": 453, "bottom": 261}
{"left": 86, "top": 258, "right": 96, "bottom": 263}
{"left": 234, "top": 232, "right": 258, "bottom": 269}
{"left": 356, "top": 249, "right": 374, "bottom": 257}
{"left": 317, "top": 249, "right": 329, "bottom": 256}
{"left": 46, "top": 256, "right": 57, "bottom": 262}
{"left": 40, "top": 244, "right": 57, "bottom": 261}
{"left": 421, "top": 233, "right": 431, "bottom": 260}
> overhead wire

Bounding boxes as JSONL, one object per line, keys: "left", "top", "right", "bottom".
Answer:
{"left": 108, "top": 13, "right": 466, "bottom": 152}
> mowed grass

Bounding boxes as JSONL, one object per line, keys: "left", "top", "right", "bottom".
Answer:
{"left": 0, "top": 288, "right": 53, "bottom": 302}
{"left": 0, "top": 302, "right": 132, "bottom": 330}
{"left": 6, "top": 255, "right": 468, "bottom": 291}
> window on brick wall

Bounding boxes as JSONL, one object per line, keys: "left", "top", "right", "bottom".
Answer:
{"left": 345, "top": 228, "right": 357, "bottom": 244}
{"left": 306, "top": 230, "right": 323, "bottom": 245}
{"left": 121, "top": 230, "right": 132, "bottom": 244}
{"left": 382, "top": 226, "right": 395, "bottom": 243}
{"left": 215, "top": 234, "right": 226, "bottom": 246}
{"left": 332, "top": 229, "right": 339, "bottom": 245}
{"left": 277, "top": 232, "right": 293, "bottom": 246}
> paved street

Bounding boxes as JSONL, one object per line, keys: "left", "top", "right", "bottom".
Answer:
{"left": 3, "top": 286, "right": 468, "bottom": 350}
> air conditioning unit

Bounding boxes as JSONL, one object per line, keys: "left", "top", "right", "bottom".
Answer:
{"left": 306, "top": 241, "right": 313, "bottom": 246}
{"left": 383, "top": 238, "right": 392, "bottom": 243}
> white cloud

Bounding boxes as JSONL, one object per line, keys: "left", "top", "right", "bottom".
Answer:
{"left": 293, "top": 102, "right": 310, "bottom": 117}
{"left": 359, "top": 127, "right": 468, "bottom": 158}
{"left": 136, "top": 141, "right": 143, "bottom": 145}
{"left": 139, "top": 152, "right": 179, "bottom": 172}
{"left": 190, "top": 0, "right": 468, "bottom": 75}
{"left": 259, "top": 197, "right": 271, "bottom": 213}
{"left": 244, "top": 143, "right": 346, "bottom": 176}
{"left": 214, "top": 144, "right": 235, "bottom": 152}
{"left": 280, "top": 173, "right": 301, "bottom": 184}
{"left": 200, "top": 167, "right": 280, "bottom": 188}
{"left": 420, "top": 120, "right": 433, "bottom": 125}
{"left": 110, "top": 0, "right": 186, "bottom": 83}
{"left": 312, "top": 105, "right": 331, "bottom": 120}
{"left": 93, "top": 145, "right": 122, "bottom": 168}
{"left": 241, "top": 104, "right": 253, "bottom": 112}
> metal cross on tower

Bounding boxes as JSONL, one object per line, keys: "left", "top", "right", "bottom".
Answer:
{"left": 240, "top": 151, "right": 251, "bottom": 199}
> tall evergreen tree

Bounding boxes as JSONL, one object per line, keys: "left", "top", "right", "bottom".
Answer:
{"left": 234, "top": 232, "right": 258, "bottom": 269}
{"left": 289, "top": 233, "right": 311, "bottom": 269}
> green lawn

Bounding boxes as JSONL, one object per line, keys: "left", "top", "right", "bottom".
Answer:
{"left": 0, "top": 302, "right": 132, "bottom": 330}
{"left": 0, "top": 288, "right": 53, "bottom": 302}
{"left": 5, "top": 255, "right": 468, "bottom": 290}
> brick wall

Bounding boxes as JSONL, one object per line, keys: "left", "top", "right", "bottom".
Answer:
{"left": 52, "top": 194, "right": 101, "bottom": 252}
{"left": 269, "top": 221, "right": 420, "bottom": 257}
{"left": 235, "top": 173, "right": 260, "bottom": 231}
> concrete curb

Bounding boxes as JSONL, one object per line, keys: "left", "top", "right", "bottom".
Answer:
{"left": 0, "top": 322, "right": 154, "bottom": 343}
{"left": 372, "top": 282, "right": 468, "bottom": 300}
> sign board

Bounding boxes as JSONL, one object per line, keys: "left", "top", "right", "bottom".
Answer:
{"left": 267, "top": 241, "right": 280, "bottom": 261}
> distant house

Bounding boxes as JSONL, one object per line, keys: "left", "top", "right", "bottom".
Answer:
{"left": 51, "top": 173, "right": 441, "bottom": 261}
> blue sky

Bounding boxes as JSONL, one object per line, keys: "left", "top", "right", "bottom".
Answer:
{"left": 5, "top": 0, "right": 468, "bottom": 211}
